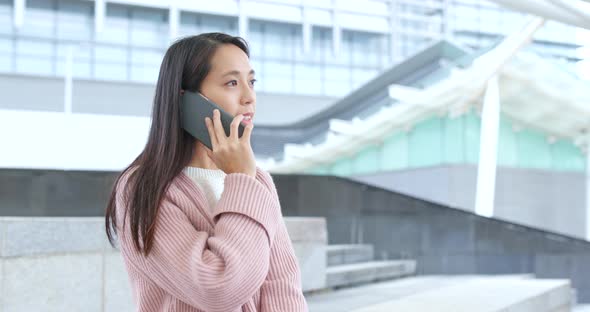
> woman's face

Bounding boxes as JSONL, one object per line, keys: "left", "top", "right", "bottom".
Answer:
{"left": 199, "top": 44, "right": 256, "bottom": 126}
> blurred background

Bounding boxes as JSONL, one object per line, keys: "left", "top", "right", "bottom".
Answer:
{"left": 1, "top": 0, "right": 590, "bottom": 311}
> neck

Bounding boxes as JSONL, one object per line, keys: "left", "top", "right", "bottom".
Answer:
{"left": 187, "top": 141, "right": 219, "bottom": 170}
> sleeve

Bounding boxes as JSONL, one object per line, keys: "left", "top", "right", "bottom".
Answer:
{"left": 259, "top": 220, "right": 309, "bottom": 312}
{"left": 116, "top": 171, "right": 282, "bottom": 312}
{"left": 253, "top": 168, "right": 309, "bottom": 312}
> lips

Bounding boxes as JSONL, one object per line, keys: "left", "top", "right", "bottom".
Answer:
{"left": 241, "top": 113, "right": 254, "bottom": 125}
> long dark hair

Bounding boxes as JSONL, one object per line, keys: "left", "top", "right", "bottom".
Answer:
{"left": 105, "top": 33, "right": 250, "bottom": 256}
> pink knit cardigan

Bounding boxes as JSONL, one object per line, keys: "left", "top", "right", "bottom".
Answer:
{"left": 114, "top": 166, "right": 309, "bottom": 312}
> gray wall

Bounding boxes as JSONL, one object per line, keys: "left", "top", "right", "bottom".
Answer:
{"left": 0, "top": 73, "right": 336, "bottom": 124}
{"left": 0, "top": 73, "right": 64, "bottom": 112}
{"left": 272, "top": 173, "right": 590, "bottom": 303}
{"left": 0, "top": 216, "right": 327, "bottom": 311}
{"left": 0, "top": 169, "right": 117, "bottom": 217}
{"left": 351, "top": 164, "right": 587, "bottom": 240}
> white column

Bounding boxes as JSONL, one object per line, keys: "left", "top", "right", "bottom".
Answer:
{"left": 64, "top": 46, "right": 73, "bottom": 114}
{"left": 94, "top": 0, "right": 105, "bottom": 34}
{"left": 389, "top": 0, "right": 400, "bottom": 63}
{"left": 238, "top": 0, "right": 248, "bottom": 39}
{"left": 13, "top": 0, "right": 25, "bottom": 29}
{"left": 332, "top": 13, "right": 340, "bottom": 56}
{"left": 169, "top": 5, "right": 179, "bottom": 42}
{"left": 586, "top": 144, "right": 590, "bottom": 240}
{"left": 442, "top": 0, "right": 452, "bottom": 39}
{"left": 302, "top": 6, "right": 311, "bottom": 54}
{"left": 474, "top": 75, "right": 500, "bottom": 218}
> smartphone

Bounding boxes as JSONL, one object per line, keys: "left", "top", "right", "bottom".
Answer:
{"left": 180, "top": 90, "right": 245, "bottom": 150}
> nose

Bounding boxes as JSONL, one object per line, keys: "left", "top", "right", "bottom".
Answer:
{"left": 240, "top": 80, "right": 255, "bottom": 106}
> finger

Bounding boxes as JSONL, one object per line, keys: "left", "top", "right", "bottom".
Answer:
{"left": 205, "top": 117, "right": 218, "bottom": 149}
{"left": 212, "top": 109, "right": 227, "bottom": 142}
{"left": 230, "top": 114, "right": 245, "bottom": 140}
{"left": 241, "top": 123, "right": 254, "bottom": 145}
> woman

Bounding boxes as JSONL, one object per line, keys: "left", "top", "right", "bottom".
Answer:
{"left": 105, "top": 33, "right": 308, "bottom": 312}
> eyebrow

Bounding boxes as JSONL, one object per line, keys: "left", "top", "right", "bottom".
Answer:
{"left": 221, "top": 69, "right": 255, "bottom": 77}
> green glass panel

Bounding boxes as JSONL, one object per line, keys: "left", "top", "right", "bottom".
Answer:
{"left": 380, "top": 131, "right": 409, "bottom": 170}
{"left": 307, "top": 165, "right": 330, "bottom": 175}
{"left": 516, "top": 129, "right": 551, "bottom": 169}
{"left": 352, "top": 145, "right": 380, "bottom": 175}
{"left": 443, "top": 115, "right": 464, "bottom": 163}
{"left": 464, "top": 111, "right": 480, "bottom": 164}
{"left": 497, "top": 116, "right": 518, "bottom": 167}
{"left": 330, "top": 157, "right": 353, "bottom": 176}
{"left": 409, "top": 117, "right": 443, "bottom": 167}
{"left": 550, "top": 139, "right": 585, "bottom": 172}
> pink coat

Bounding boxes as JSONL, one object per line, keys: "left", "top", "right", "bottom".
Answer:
{"left": 115, "top": 166, "right": 309, "bottom": 312}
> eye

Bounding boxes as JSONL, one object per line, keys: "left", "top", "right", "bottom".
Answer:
{"left": 226, "top": 80, "right": 238, "bottom": 86}
{"left": 250, "top": 79, "right": 257, "bottom": 86}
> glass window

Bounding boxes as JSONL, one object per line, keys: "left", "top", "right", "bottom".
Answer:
{"left": 94, "top": 62, "right": 127, "bottom": 81}
{"left": 323, "top": 81, "right": 350, "bottom": 96}
{"left": 349, "top": 30, "right": 384, "bottom": 68}
{"left": 130, "top": 48, "right": 163, "bottom": 65}
{"left": 55, "top": 60, "right": 92, "bottom": 78}
{"left": 249, "top": 58, "right": 263, "bottom": 89}
{"left": 130, "top": 63, "right": 159, "bottom": 83}
{"left": 0, "top": 37, "right": 12, "bottom": 54}
{"left": 94, "top": 45, "right": 128, "bottom": 80}
{"left": 130, "top": 7, "right": 168, "bottom": 48}
{"left": 55, "top": 43, "right": 92, "bottom": 78}
{"left": 305, "top": 26, "right": 331, "bottom": 64}
{"left": 0, "top": 53, "right": 11, "bottom": 71}
{"left": 200, "top": 14, "right": 237, "bottom": 35}
{"left": 263, "top": 60, "right": 293, "bottom": 93}
{"left": 0, "top": 34, "right": 12, "bottom": 71}
{"left": 324, "top": 65, "right": 350, "bottom": 83}
{"left": 16, "top": 55, "right": 53, "bottom": 76}
{"left": 0, "top": 0, "right": 13, "bottom": 35}
{"left": 56, "top": 0, "right": 93, "bottom": 41}
{"left": 257, "top": 20, "right": 297, "bottom": 62}
{"left": 294, "top": 63, "right": 322, "bottom": 95}
{"left": 16, "top": 39, "right": 53, "bottom": 57}
{"left": 178, "top": 12, "right": 199, "bottom": 36}
{"left": 94, "top": 45, "right": 127, "bottom": 63}
{"left": 18, "top": 0, "right": 55, "bottom": 39}
{"left": 56, "top": 43, "right": 91, "bottom": 62}
{"left": 248, "top": 20, "right": 265, "bottom": 59}
{"left": 327, "top": 31, "right": 351, "bottom": 66}
{"left": 96, "top": 4, "right": 129, "bottom": 45}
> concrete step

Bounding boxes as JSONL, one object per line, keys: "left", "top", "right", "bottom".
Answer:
{"left": 306, "top": 275, "right": 572, "bottom": 312}
{"left": 327, "top": 244, "right": 374, "bottom": 266}
{"left": 326, "top": 260, "right": 416, "bottom": 289}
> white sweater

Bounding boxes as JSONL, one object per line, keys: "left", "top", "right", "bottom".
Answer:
{"left": 182, "top": 166, "right": 227, "bottom": 212}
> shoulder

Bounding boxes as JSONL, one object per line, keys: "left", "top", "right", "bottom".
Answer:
{"left": 114, "top": 166, "right": 139, "bottom": 205}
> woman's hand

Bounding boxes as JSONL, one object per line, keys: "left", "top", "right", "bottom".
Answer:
{"left": 205, "top": 109, "right": 256, "bottom": 178}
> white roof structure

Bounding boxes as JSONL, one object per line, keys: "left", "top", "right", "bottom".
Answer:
{"left": 488, "top": 0, "right": 590, "bottom": 29}
{"left": 261, "top": 17, "right": 590, "bottom": 173}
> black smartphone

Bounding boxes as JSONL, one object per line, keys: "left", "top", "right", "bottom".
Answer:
{"left": 180, "top": 90, "right": 245, "bottom": 150}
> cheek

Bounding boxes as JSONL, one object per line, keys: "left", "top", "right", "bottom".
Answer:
{"left": 213, "top": 93, "right": 240, "bottom": 115}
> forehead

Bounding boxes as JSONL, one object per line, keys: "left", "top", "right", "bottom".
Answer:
{"left": 209, "top": 44, "right": 252, "bottom": 75}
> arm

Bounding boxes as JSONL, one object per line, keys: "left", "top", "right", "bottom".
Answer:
{"left": 254, "top": 168, "right": 309, "bottom": 312}
{"left": 116, "top": 171, "right": 281, "bottom": 312}
{"left": 259, "top": 220, "right": 309, "bottom": 311}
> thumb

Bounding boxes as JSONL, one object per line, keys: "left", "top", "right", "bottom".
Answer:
{"left": 206, "top": 148, "right": 214, "bottom": 160}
